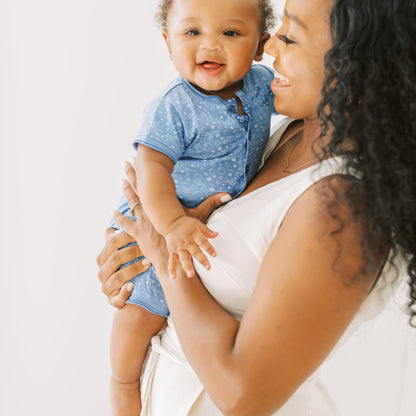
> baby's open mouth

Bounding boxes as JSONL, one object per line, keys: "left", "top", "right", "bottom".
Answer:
{"left": 199, "top": 61, "right": 224, "bottom": 70}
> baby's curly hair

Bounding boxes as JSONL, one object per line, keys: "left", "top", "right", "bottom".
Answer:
{"left": 155, "top": 0, "right": 276, "bottom": 33}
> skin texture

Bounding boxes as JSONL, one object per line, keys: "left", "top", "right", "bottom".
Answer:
{"left": 98, "top": 0, "right": 387, "bottom": 414}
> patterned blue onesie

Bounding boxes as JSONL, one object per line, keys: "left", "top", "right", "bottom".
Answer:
{"left": 111, "top": 64, "right": 276, "bottom": 316}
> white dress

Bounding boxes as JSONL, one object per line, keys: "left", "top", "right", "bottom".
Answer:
{"left": 140, "top": 117, "right": 416, "bottom": 416}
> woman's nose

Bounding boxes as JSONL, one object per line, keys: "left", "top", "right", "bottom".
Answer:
{"left": 264, "top": 34, "right": 279, "bottom": 59}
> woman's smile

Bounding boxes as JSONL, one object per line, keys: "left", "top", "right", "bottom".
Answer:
{"left": 271, "top": 71, "right": 291, "bottom": 93}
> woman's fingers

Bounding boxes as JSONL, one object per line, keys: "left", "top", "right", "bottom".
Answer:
{"left": 113, "top": 210, "right": 136, "bottom": 233}
{"left": 120, "top": 180, "right": 141, "bottom": 214}
{"left": 101, "top": 258, "right": 150, "bottom": 296}
{"left": 187, "top": 192, "right": 232, "bottom": 222}
{"left": 109, "top": 282, "right": 134, "bottom": 309}
{"left": 123, "top": 160, "right": 138, "bottom": 194}
{"left": 97, "top": 230, "right": 149, "bottom": 295}
{"left": 105, "top": 227, "right": 117, "bottom": 243}
{"left": 97, "top": 230, "right": 139, "bottom": 269}
{"left": 97, "top": 243, "right": 140, "bottom": 285}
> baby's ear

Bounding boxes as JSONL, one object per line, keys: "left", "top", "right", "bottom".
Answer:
{"left": 254, "top": 32, "right": 271, "bottom": 62}
{"left": 162, "top": 30, "right": 172, "bottom": 55}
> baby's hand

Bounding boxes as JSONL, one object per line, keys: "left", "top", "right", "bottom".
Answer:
{"left": 165, "top": 216, "right": 218, "bottom": 279}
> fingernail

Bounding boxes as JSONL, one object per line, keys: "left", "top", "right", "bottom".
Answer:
{"left": 142, "top": 259, "right": 150, "bottom": 266}
{"left": 220, "top": 194, "right": 232, "bottom": 203}
{"left": 127, "top": 282, "right": 134, "bottom": 291}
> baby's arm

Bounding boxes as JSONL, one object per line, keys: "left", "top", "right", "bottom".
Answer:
{"left": 135, "top": 145, "right": 218, "bottom": 278}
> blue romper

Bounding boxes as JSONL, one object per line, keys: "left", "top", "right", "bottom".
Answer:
{"left": 111, "top": 64, "right": 276, "bottom": 316}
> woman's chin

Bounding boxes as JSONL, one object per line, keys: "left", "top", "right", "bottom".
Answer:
{"left": 274, "top": 101, "right": 295, "bottom": 119}
{"left": 274, "top": 99, "right": 314, "bottom": 121}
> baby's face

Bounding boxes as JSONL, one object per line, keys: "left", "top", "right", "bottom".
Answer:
{"left": 163, "top": 0, "right": 268, "bottom": 98}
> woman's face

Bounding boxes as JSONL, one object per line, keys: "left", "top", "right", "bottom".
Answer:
{"left": 264, "top": 0, "right": 333, "bottom": 120}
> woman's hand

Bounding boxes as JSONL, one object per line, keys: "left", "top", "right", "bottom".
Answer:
{"left": 96, "top": 229, "right": 151, "bottom": 308}
{"left": 186, "top": 193, "right": 231, "bottom": 223}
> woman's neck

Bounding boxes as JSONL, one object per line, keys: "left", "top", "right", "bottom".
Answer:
{"left": 302, "top": 117, "right": 328, "bottom": 149}
{"left": 241, "top": 117, "right": 329, "bottom": 196}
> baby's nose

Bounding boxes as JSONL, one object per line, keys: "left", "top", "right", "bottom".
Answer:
{"left": 200, "top": 34, "right": 223, "bottom": 51}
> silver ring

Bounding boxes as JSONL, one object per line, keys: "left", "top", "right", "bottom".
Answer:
{"left": 129, "top": 201, "right": 141, "bottom": 217}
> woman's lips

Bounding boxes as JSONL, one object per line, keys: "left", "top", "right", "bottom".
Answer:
{"left": 271, "top": 71, "right": 291, "bottom": 93}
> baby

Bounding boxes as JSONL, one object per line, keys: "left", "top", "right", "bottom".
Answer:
{"left": 110, "top": 0, "right": 276, "bottom": 414}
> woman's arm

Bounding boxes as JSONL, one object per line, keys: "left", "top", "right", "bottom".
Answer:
{"left": 114, "top": 176, "right": 384, "bottom": 416}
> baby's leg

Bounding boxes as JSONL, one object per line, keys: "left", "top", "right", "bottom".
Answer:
{"left": 110, "top": 304, "right": 166, "bottom": 416}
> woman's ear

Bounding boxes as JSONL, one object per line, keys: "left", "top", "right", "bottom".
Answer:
{"left": 254, "top": 32, "right": 271, "bottom": 61}
{"left": 162, "top": 30, "right": 172, "bottom": 55}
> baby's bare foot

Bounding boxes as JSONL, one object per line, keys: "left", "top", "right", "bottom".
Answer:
{"left": 110, "top": 377, "right": 142, "bottom": 416}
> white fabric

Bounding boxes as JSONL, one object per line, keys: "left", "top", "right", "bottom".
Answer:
{"left": 140, "top": 117, "right": 416, "bottom": 416}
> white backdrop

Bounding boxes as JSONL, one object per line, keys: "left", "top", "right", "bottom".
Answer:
{"left": 1, "top": 1, "right": 283, "bottom": 415}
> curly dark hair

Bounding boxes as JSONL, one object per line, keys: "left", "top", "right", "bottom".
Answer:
{"left": 155, "top": 0, "right": 276, "bottom": 33}
{"left": 317, "top": 0, "right": 416, "bottom": 325}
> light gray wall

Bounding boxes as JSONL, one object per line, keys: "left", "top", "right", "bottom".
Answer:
{"left": 0, "top": 1, "right": 284, "bottom": 415}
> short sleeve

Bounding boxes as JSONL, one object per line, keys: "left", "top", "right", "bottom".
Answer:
{"left": 249, "top": 64, "right": 279, "bottom": 116}
{"left": 133, "top": 93, "right": 185, "bottom": 163}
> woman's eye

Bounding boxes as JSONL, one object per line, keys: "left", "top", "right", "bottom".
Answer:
{"left": 186, "top": 29, "right": 200, "bottom": 36}
{"left": 224, "top": 30, "right": 239, "bottom": 37}
{"left": 277, "top": 34, "right": 294, "bottom": 44}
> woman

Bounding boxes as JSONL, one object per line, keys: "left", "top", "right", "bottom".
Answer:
{"left": 97, "top": 0, "right": 416, "bottom": 414}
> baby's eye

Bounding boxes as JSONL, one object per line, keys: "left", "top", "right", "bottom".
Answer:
{"left": 186, "top": 29, "right": 200, "bottom": 36}
{"left": 224, "top": 30, "right": 239, "bottom": 37}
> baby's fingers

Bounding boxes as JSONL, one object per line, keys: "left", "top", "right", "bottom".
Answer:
{"left": 187, "top": 244, "right": 211, "bottom": 272}
{"left": 200, "top": 224, "right": 219, "bottom": 239}
{"left": 195, "top": 235, "right": 217, "bottom": 258}
{"left": 168, "top": 253, "right": 179, "bottom": 280}
{"left": 178, "top": 251, "right": 196, "bottom": 278}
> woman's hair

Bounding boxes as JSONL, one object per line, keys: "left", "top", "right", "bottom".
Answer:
{"left": 155, "top": 0, "right": 276, "bottom": 33}
{"left": 318, "top": 0, "right": 416, "bottom": 325}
